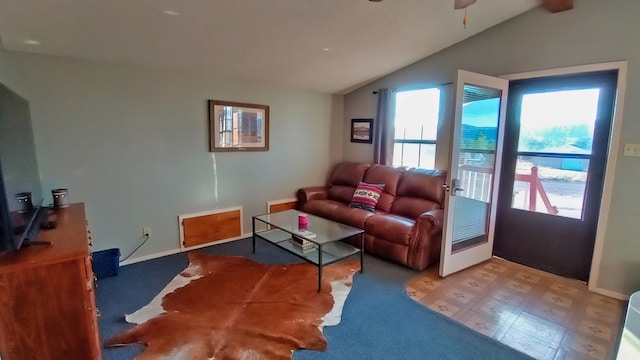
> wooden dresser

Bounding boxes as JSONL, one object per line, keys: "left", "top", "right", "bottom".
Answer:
{"left": 0, "top": 203, "right": 101, "bottom": 359}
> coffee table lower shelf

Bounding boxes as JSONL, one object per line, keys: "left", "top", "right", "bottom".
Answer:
{"left": 252, "top": 227, "right": 364, "bottom": 292}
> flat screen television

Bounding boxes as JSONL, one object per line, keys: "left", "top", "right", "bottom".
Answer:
{"left": 0, "top": 82, "right": 46, "bottom": 252}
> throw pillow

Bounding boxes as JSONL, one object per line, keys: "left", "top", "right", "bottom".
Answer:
{"left": 349, "top": 182, "right": 385, "bottom": 212}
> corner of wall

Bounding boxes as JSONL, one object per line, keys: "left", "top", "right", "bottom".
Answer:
{"left": 330, "top": 94, "right": 345, "bottom": 165}
{"left": 0, "top": 48, "right": 9, "bottom": 84}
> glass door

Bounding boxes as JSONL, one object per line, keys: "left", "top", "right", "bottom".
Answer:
{"left": 439, "top": 70, "right": 508, "bottom": 277}
{"left": 494, "top": 71, "right": 618, "bottom": 281}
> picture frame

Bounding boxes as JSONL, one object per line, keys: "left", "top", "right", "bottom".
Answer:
{"left": 350, "top": 118, "right": 373, "bottom": 144}
{"left": 208, "top": 100, "right": 269, "bottom": 152}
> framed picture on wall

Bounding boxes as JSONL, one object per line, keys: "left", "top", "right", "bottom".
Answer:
{"left": 208, "top": 100, "right": 270, "bottom": 152}
{"left": 350, "top": 119, "right": 373, "bottom": 144}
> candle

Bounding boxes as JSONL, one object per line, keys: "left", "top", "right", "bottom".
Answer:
{"left": 298, "top": 214, "right": 309, "bottom": 230}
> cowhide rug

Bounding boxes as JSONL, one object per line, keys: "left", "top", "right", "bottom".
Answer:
{"left": 105, "top": 252, "right": 359, "bottom": 360}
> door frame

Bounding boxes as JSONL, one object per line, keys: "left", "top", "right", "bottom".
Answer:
{"left": 499, "top": 61, "right": 628, "bottom": 299}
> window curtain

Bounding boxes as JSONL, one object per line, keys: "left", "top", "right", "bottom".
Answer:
{"left": 373, "top": 89, "right": 395, "bottom": 165}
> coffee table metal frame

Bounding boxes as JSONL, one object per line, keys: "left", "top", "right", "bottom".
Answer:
{"left": 252, "top": 209, "right": 364, "bottom": 292}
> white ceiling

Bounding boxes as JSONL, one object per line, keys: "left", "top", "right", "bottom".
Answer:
{"left": 0, "top": 0, "right": 540, "bottom": 94}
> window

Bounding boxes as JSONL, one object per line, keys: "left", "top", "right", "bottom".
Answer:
{"left": 511, "top": 88, "right": 600, "bottom": 219}
{"left": 457, "top": 86, "right": 502, "bottom": 203}
{"left": 393, "top": 88, "right": 440, "bottom": 168}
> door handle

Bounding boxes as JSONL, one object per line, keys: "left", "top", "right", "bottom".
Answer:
{"left": 446, "top": 179, "right": 465, "bottom": 196}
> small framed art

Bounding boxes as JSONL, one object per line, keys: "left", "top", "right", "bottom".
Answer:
{"left": 350, "top": 119, "right": 373, "bottom": 144}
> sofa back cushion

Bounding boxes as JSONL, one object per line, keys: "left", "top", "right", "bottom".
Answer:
{"left": 391, "top": 169, "right": 447, "bottom": 219}
{"left": 327, "top": 162, "right": 370, "bottom": 203}
{"left": 362, "top": 164, "right": 404, "bottom": 213}
{"left": 397, "top": 168, "right": 446, "bottom": 205}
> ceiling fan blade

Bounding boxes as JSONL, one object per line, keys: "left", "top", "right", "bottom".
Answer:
{"left": 454, "top": 0, "right": 477, "bottom": 10}
{"left": 541, "top": 0, "right": 574, "bottom": 13}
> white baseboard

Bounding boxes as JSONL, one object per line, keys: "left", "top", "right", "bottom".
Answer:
{"left": 119, "top": 232, "right": 252, "bottom": 266}
{"left": 588, "top": 286, "right": 629, "bottom": 301}
{"left": 119, "top": 248, "right": 183, "bottom": 266}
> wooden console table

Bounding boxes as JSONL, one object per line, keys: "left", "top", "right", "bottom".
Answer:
{"left": 0, "top": 203, "right": 101, "bottom": 359}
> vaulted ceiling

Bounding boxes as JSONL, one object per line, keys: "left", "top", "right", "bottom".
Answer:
{"left": 0, "top": 0, "right": 540, "bottom": 94}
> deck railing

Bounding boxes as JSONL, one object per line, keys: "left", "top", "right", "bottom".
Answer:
{"left": 458, "top": 165, "right": 558, "bottom": 215}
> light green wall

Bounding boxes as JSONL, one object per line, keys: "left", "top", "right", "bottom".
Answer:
{"left": 0, "top": 51, "right": 341, "bottom": 260}
{"left": 0, "top": 50, "right": 7, "bottom": 84}
{"left": 344, "top": 0, "right": 640, "bottom": 296}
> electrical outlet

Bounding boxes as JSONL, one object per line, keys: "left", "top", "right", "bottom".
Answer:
{"left": 143, "top": 227, "right": 151, "bottom": 237}
{"left": 624, "top": 143, "right": 640, "bottom": 157}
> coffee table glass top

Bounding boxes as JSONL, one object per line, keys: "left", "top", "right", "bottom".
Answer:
{"left": 253, "top": 209, "right": 363, "bottom": 265}
{"left": 254, "top": 209, "right": 363, "bottom": 245}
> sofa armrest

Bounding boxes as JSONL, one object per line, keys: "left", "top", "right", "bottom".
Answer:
{"left": 296, "top": 186, "right": 329, "bottom": 208}
{"left": 418, "top": 208, "right": 444, "bottom": 235}
{"left": 407, "top": 208, "right": 444, "bottom": 270}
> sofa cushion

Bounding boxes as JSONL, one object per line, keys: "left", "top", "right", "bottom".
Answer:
{"left": 328, "top": 162, "right": 370, "bottom": 188}
{"left": 362, "top": 164, "right": 404, "bottom": 213}
{"left": 301, "top": 199, "right": 344, "bottom": 220}
{"left": 390, "top": 197, "right": 441, "bottom": 220}
{"left": 349, "top": 182, "right": 384, "bottom": 212}
{"left": 302, "top": 200, "right": 377, "bottom": 229}
{"left": 328, "top": 185, "right": 358, "bottom": 204}
{"left": 397, "top": 168, "right": 446, "bottom": 206}
{"left": 329, "top": 205, "right": 377, "bottom": 229}
{"left": 364, "top": 214, "right": 415, "bottom": 246}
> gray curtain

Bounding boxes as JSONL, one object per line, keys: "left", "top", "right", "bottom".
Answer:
{"left": 373, "top": 89, "right": 395, "bottom": 165}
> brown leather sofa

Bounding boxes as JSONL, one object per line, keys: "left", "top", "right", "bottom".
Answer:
{"left": 296, "top": 162, "right": 446, "bottom": 271}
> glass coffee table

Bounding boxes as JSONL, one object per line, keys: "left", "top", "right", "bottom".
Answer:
{"left": 252, "top": 209, "right": 364, "bottom": 292}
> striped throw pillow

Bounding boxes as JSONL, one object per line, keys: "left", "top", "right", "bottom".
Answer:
{"left": 349, "top": 182, "right": 385, "bottom": 212}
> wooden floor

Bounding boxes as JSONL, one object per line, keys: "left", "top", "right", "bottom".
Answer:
{"left": 406, "top": 258, "right": 626, "bottom": 360}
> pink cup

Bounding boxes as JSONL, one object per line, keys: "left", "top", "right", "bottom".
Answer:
{"left": 298, "top": 214, "right": 309, "bottom": 230}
